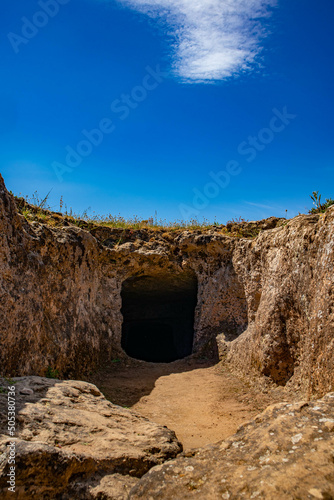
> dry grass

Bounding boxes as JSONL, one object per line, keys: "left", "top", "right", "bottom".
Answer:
{"left": 13, "top": 192, "right": 284, "bottom": 239}
{"left": 14, "top": 193, "right": 222, "bottom": 231}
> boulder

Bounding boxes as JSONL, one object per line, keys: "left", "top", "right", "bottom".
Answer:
{"left": 0, "top": 377, "right": 182, "bottom": 499}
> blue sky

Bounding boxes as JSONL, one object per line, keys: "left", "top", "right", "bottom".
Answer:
{"left": 1, "top": 0, "right": 333, "bottom": 222}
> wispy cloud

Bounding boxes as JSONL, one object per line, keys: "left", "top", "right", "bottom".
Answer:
{"left": 115, "top": 0, "right": 277, "bottom": 82}
{"left": 244, "top": 201, "right": 275, "bottom": 210}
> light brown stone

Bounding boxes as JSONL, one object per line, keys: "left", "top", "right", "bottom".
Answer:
{"left": 129, "top": 393, "right": 334, "bottom": 499}
{"left": 0, "top": 173, "right": 333, "bottom": 396}
{"left": 0, "top": 377, "right": 182, "bottom": 499}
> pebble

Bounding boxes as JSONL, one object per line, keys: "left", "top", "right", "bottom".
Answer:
{"left": 308, "top": 488, "right": 323, "bottom": 499}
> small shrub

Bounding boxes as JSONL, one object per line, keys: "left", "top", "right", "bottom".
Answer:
{"left": 45, "top": 366, "right": 60, "bottom": 379}
{"left": 309, "top": 191, "right": 334, "bottom": 214}
{"left": 5, "top": 377, "right": 16, "bottom": 385}
{"left": 226, "top": 216, "right": 249, "bottom": 225}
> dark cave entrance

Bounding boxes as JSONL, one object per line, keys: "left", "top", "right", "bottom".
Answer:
{"left": 121, "top": 272, "right": 198, "bottom": 363}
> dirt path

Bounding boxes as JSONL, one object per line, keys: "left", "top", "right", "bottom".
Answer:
{"left": 91, "top": 360, "right": 280, "bottom": 451}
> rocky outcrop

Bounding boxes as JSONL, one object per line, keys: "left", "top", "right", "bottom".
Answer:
{"left": 2, "top": 378, "right": 332, "bottom": 499}
{"left": 229, "top": 210, "right": 334, "bottom": 396}
{"left": 0, "top": 377, "right": 182, "bottom": 499}
{"left": 129, "top": 392, "right": 334, "bottom": 499}
{"left": 0, "top": 173, "right": 333, "bottom": 396}
{"left": 0, "top": 175, "right": 115, "bottom": 378}
{"left": 0, "top": 173, "right": 249, "bottom": 379}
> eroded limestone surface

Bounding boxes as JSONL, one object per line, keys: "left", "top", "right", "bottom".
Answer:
{"left": 1, "top": 171, "right": 334, "bottom": 497}
{"left": 129, "top": 393, "right": 334, "bottom": 499}
{"left": 1, "top": 377, "right": 333, "bottom": 499}
{"left": 0, "top": 377, "right": 182, "bottom": 499}
{"left": 0, "top": 173, "right": 333, "bottom": 397}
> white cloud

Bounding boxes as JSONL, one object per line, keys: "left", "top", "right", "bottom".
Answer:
{"left": 244, "top": 201, "right": 275, "bottom": 210}
{"left": 115, "top": 0, "right": 277, "bottom": 82}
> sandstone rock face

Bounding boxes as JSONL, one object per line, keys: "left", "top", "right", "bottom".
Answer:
{"left": 129, "top": 393, "right": 334, "bottom": 499}
{"left": 1, "top": 377, "right": 333, "bottom": 499}
{"left": 229, "top": 210, "right": 334, "bottom": 396}
{"left": 0, "top": 173, "right": 333, "bottom": 396}
{"left": 0, "top": 377, "right": 182, "bottom": 499}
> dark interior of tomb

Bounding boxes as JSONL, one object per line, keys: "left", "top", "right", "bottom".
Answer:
{"left": 121, "top": 272, "right": 198, "bottom": 362}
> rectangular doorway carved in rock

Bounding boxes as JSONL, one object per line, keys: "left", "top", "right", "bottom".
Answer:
{"left": 121, "top": 272, "right": 198, "bottom": 363}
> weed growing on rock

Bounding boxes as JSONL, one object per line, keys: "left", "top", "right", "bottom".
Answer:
{"left": 14, "top": 192, "right": 223, "bottom": 231}
{"left": 309, "top": 191, "right": 334, "bottom": 214}
{"left": 45, "top": 366, "right": 60, "bottom": 379}
{"left": 12, "top": 190, "right": 300, "bottom": 239}
{"left": 4, "top": 377, "right": 16, "bottom": 385}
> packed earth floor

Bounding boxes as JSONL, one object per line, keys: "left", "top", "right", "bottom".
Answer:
{"left": 89, "top": 359, "right": 291, "bottom": 451}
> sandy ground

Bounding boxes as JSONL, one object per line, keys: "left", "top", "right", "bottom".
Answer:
{"left": 90, "top": 359, "right": 283, "bottom": 451}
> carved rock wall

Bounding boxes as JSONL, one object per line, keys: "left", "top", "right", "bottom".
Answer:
{"left": 0, "top": 174, "right": 333, "bottom": 396}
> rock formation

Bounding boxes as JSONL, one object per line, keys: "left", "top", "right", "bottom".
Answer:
{"left": 1, "top": 172, "right": 334, "bottom": 498}
{"left": 1, "top": 377, "right": 333, "bottom": 499}
{"left": 129, "top": 392, "right": 334, "bottom": 499}
{"left": 0, "top": 173, "right": 333, "bottom": 396}
{"left": 0, "top": 377, "right": 182, "bottom": 499}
